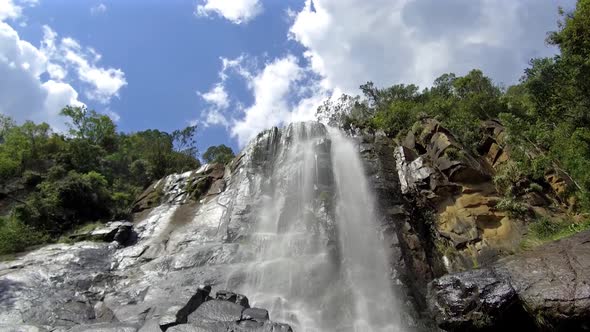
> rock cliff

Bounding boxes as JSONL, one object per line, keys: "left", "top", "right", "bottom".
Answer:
{"left": 0, "top": 120, "right": 588, "bottom": 332}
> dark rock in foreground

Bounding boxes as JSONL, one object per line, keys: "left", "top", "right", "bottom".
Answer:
{"left": 165, "top": 288, "right": 292, "bottom": 332}
{"left": 428, "top": 230, "right": 590, "bottom": 331}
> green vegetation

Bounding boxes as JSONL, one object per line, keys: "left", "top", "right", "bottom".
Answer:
{"left": 319, "top": 1, "right": 590, "bottom": 215}
{"left": 521, "top": 216, "right": 590, "bottom": 249}
{"left": 202, "top": 144, "right": 235, "bottom": 165}
{"left": 0, "top": 107, "right": 200, "bottom": 254}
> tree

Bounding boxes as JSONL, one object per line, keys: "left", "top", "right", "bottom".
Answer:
{"left": 172, "top": 125, "right": 198, "bottom": 158}
{"left": 0, "top": 114, "right": 15, "bottom": 143}
{"left": 60, "top": 106, "right": 117, "bottom": 150}
{"left": 548, "top": 0, "right": 590, "bottom": 103}
{"left": 202, "top": 145, "right": 235, "bottom": 165}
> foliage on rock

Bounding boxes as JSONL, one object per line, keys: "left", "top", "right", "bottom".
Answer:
{"left": 0, "top": 107, "right": 201, "bottom": 254}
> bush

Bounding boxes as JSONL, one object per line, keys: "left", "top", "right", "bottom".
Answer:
{"left": 528, "top": 182, "right": 544, "bottom": 193}
{"left": 15, "top": 171, "right": 112, "bottom": 234}
{"left": 0, "top": 216, "right": 48, "bottom": 255}
{"left": 530, "top": 217, "right": 562, "bottom": 239}
{"left": 522, "top": 216, "right": 590, "bottom": 250}
{"left": 111, "top": 191, "right": 134, "bottom": 219}
{"left": 496, "top": 197, "right": 529, "bottom": 218}
{"left": 22, "top": 170, "right": 44, "bottom": 187}
{"left": 493, "top": 161, "right": 523, "bottom": 196}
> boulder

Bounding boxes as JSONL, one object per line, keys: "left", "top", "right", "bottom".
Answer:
{"left": 70, "top": 221, "right": 133, "bottom": 245}
{"left": 187, "top": 300, "right": 244, "bottom": 324}
{"left": 241, "top": 308, "right": 270, "bottom": 322}
{"left": 159, "top": 285, "right": 212, "bottom": 330}
{"left": 428, "top": 230, "right": 590, "bottom": 331}
{"left": 214, "top": 290, "right": 250, "bottom": 308}
{"left": 428, "top": 268, "right": 518, "bottom": 331}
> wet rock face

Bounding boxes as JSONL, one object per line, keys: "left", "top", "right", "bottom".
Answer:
{"left": 428, "top": 268, "right": 519, "bottom": 331}
{"left": 0, "top": 123, "right": 325, "bottom": 331}
{"left": 355, "top": 129, "right": 442, "bottom": 318}
{"left": 428, "top": 230, "right": 590, "bottom": 331}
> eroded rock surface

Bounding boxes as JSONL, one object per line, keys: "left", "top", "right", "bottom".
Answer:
{"left": 0, "top": 142, "right": 294, "bottom": 330}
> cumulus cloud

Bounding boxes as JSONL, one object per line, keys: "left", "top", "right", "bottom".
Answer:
{"left": 90, "top": 3, "right": 107, "bottom": 15}
{"left": 198, "top": 83, "right": 229, "bottom": 109}
{"left": 230, "top": 55, "right": 306, "bottom": 146}
{"left": 197, "top": 54, "right": 330, "bottom": 145}
{"left": 0, "top": 0, "right": 37, "bottom": 20}
{"left": 103, "top": 108, "right": 121, "bottom": 122}
{"left": 0, "top": 7, "right": 125, "bottom": 128}
{"left": 195, "top": 0, "right": 262, "bottom": 24}
{"left": 289, "top": 0, "right": 570, "bottom": 92}
{"left": 0, "top": 21, "right": 82, "bottom": 130}
{"left": 41, "top": 26, "right": 127, "bottom": 104}
{"left": 199, "top": 0, "right": 573, "bottom": 147}
{"left": 0, "top": 0, "right": 22, "bottom": 20}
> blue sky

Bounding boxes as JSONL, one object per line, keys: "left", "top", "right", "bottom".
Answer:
{"left": 0, "top": 0, "right": 575, "bottom": 154}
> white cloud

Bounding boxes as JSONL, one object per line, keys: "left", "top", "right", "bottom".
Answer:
{"left": 203, "top": 109, "right": 230, "bottom": 128}
{"left": 197, "top": 83, "right": 231, "bottom": 128}
{"left": 0, "top": 0, "right": 22, "bottom": 20}
{"left": 289, "top": 0, "right": 572, "bottom": 92}
{"left": 198, "top": 83, "right": 229, "bottom": 109}
{"left": 195, "top": 0, "right": 262, "bottom": 24}
{"left": 0, "top": 21, "right": 82, "bottom": 130}
{"left": 103, "top": 108, "right": 120, "bottom": 122}
{"left": 0, "top": 10, "right": 125, "bottom": 128}
{"left": 230, "top": 55, "right": 306, "bottom": 146}
{"left": 41, "top": 25, "right": 127, "bottom": 104}
{"left": 197, "top": 54, "right": 328, "bottom": 145}
{"left": 91, "top": 3, "right": 107, "bottom": 15}
{"left": 0, "top": 0, "right": 37, "bottom": 22}
{"left": 198, "top": 0, "right": 574, "bottom": 148}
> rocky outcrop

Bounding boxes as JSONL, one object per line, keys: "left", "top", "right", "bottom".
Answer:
{"left": 428, "top": 230, "right": 590, "bottom": 331}
{"left": 156, "top": 287, "right": 292, "bottom": 332}
{"left": 69, "top": 220, "right": 134, "bottom": 245}
{"left": 393, "top": 118, "right": 566, "bottom": 273}
{"left": 356, "top": 129, "right": 442, "bottom": 316}
{"left": 132, "top": 163, "right": 226, "bottom": 213}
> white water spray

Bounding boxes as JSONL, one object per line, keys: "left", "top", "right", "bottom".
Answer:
{"left": 233, "top": 122, "right": 403, "bottom": 331}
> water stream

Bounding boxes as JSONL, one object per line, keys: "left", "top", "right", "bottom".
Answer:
{"left": 234, "top": 122, "right": 402, "bottom": 331}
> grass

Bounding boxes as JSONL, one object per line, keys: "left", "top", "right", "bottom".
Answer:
{"left": 520, "top": 216, "right": 590, "bottom": 250}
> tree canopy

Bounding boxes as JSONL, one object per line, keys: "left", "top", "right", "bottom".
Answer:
{"left": 202, "top": 144, "right": 235, "bottom": 165}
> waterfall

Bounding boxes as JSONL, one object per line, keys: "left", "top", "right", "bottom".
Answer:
{"left": 328, "top": 127, "right": 402, "bottom": 331}
{"left": 232, "top": 122, "right": 402, "bottom": 331}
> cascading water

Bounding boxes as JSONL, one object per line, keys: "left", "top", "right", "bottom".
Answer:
{"left": 329, "top": 127, "right": 401, "bottom": 331}
{"left": 230, "top": 122, "right": 403, "bottom": 331}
